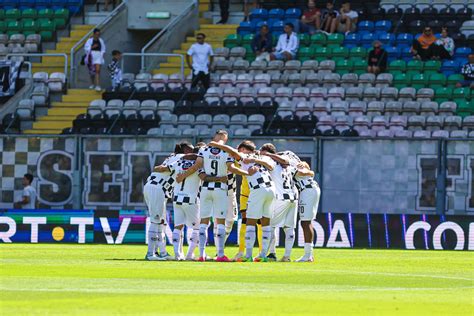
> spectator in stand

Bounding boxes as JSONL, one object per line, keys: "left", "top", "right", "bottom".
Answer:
{"left": 433, "top": 27, "right": 455, "bottom": 60}
{"left": 299, "top": 0, "right": 322, "bottom": 34}
{"left": 243, "top": 0, "right": 260, "bottom": 22}
{"left": 457, "top": 53, "right": 474, "bottom": 88}
{"left": 411, "top": 27, "right": 437, "bottom": 61}
{"left": 84, "top": 28, "right": 106, "bottom": 91}
{"left": 367, "top": 41, "right": 388, "bottom": 75}
{"left": 270, "top": 23, "right": 299, "bottom": 61}
{"left": 252, "top": 25, "right": 273, "bottom": 61}
{"left": 336, "top": 2, "right": 358, "bottom": 35}
{"left": 107, "top": 50, "right": 122, "bottom": 92}
{"left": 321, "top": 1, "right": 339, "bottom": 34}
{"left": 217, "top": 0, "right": 230, "bottom": 24}
{"left": 186, "top": 33, "right": 214, "bottom": 91}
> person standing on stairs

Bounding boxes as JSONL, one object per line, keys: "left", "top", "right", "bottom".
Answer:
{"left": 186, "top": 33, "right": 214, "bottom": 91}
{"left": 217, "top": 0, "right": 230, "bottom": 24}
{"left": 84, "top": 28, "right": 106, "bottom": 92}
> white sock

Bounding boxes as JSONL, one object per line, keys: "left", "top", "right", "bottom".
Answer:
{"left": 187, "top": 229, "right": 199, "bottom": 258}
{"left": 245, "top": 225, "right": 256, "bottom": 258}
{"left": 269, "top": 228, "right": 277, "bottom": 254}
{"left": 179, "top": 231, "right": 184, "bottom": 257}
{"left": 260, "top": 226, "right": 273, "bottom": 257}
{"left": 157, "top": 224, "right": 167, "bottom": 255}
{"left": 216, "top": 224, "right": 226, "bottom": 257}
{"left": 284, "top": 227, "right": 295, "bottom": 258}
{"left": 172, "top": 229, "right": 182, "bottom": 258}
{"left": 304, "top": 242, "right": 313, "bottom": 256}
{"left": 199, "top": 224, "right": 208, "bottom": 258}
{"left": 147, "top": 222, "right": 159, "bottom": 256}
{"left": 225, "top": 220, "right": 233, "bottom": 242}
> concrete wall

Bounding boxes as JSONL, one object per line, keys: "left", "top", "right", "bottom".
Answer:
{"left": 127, "top": 0, "right": 195, "bottom": 30}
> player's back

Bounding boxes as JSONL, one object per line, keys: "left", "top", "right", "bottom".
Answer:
{"left": 199, "top": 146, "right": 233, "bottom": 177}
{"left": 240, "top": 154, "right": 275, "bottom": 189}
{"left": 171, "top": 159, "right": 201, "bottom": 204}
{"left": 270, "top": 163, "right": 298, "bottom": 200}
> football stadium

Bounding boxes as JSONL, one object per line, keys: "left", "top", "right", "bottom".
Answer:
{"left": 0, "top": 0, "right": 473, "bottom": 314}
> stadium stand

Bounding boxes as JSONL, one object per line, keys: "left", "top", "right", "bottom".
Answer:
{"left": 1, "top": 0, "right": 473, "bottom": 137}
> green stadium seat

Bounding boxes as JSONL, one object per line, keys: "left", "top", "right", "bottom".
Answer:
{"left": 335, "top": 59, "right": 353, "bottom": 75}
{"left": 434, "top": 87, "right": 453, "bottom": 102}
{"left": 298, "top": 33, "right": 310, "bottom": 47}
{"left": 350, "top": 47, "right": 367, "bottom": 59}
{"left": 297, "top": 46, "right": 314, "bottom": 61}
{"left": 393, "top": 73, "right": 410, "bottom": 89}
{"left": 310, "top": 33, "right": 326, "bottom": 46}
{"left": 53, "top": 8, "right": 69, "bottom": 29}
{"left": 21, "top": 8, "right": 37, "bottom": 19}
{"left": 5, "top": 8, "right": 21, "bottom": 21}
{"left": 406, "top": 60, "right": 423, "bottom": 77}
{"left": 331, "top": 47, "right": 349, "bottom": 60}
{"left": 389, "top": 60, "right": 406, "bottom": 73}
{"left": 0, "top": 9, "right": 4, "bottom": 20}
{"left": 411, "top": 73, "right": 428, "bottom": 89}
{"left": 38, "top": 8, "right": 54, "bottom": 19}
{"left": 224, "top": 34, "right": 241, "bottom": 48}
{"left": 327, "top": 33, "right": 344, "bottom": 46}
{"left": 447, "top": 74, "right": 465, "bottom": 87}
{"left": 313, "top": 46, "right": 329, "bottom": 61}
{"left": 6, "top": 20, "right": 22, "bottom": 37}
{"left": 453, "top": 87, "right": 471, "bottom": 100}
{"left": 38, "top": 19, "right": 55, "bottom": 41}
{"left": 21, "top": 19, "right": 37, "bottom": 37}
{"left": 353, "top": 59, "right": 368, "bottom": 75}
{"left": 0, "top": 21, "right": 6, "bottom": 33}
{"left": 455, "top": 99, "right": 471, "bottom": 117}
{"left": 243, "top": 44, "right": 254, "bottom": 61}
{"left": 242, "top": 33, "right": 254, "bottom": 45}
{"left": 428, "top": 73, "right": 446, "bottom": 88}
{"left": 424, "top": 60, "right": 441, "bottom": 73}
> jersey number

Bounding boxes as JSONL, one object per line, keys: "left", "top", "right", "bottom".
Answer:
{"left": 180, "top": 178, "right": 186, "bottom": 191}
{"left": 282, "top": 172, "right": 291, "bottom": 189}
{"left": 210, "top": 160, "right": 218, "bottom": 176}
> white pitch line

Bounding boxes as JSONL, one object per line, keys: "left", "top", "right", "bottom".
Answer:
{"left": 1, "top": 286, "right": 473, "bottom": 295}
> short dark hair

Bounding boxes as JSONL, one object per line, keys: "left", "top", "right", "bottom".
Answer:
{"left": 237, "top": 140, "right": 256, "bottom": 152}
{"left": 215, "top": 129, "right": 228, "bottom": 137}
{"left": 93, "top": 28, "right": 100, "bottom": 34}
{"left": 260, "top": 143, "right": 277, "bottom": 154}
{"left": 24, "top": 173, "right": 33, "bottom": 184}
{"left": 285, "top": 23, "right": 294, "bottom": 29}
{"left": 196, "top": 33, "right": 206, "bottom": 39}
{"left": 261, "top": 24, "right": 269, "bottom": 30}
{"left": 112, "top": 50, "right": 121, "bottom": 56}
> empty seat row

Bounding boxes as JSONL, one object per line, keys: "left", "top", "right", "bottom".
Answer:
{"left": 0, "top": 1, "right": 82, "bottom": 14}
{"left": 32, "top": 71, "right": 66, "bottom": 91}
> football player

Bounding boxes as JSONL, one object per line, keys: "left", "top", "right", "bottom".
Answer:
{"left": 143, "top": 142, "right": 193, "bottom": 261}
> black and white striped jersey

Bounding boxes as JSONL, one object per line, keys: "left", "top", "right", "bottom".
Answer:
{"left": 294, "top": 174, "right": 319, "bottom": 191}
{"left": 198, "top": 146, "right": 234, "bottom": 190}
{"left": 169, "top": 159, "right": 201, "bottom": 205}
{"left": 270, "top": 163, "right": 299, "bottom": 201}
{"left": 240, "top": 154, "right": 275, "bottom": 190}
{"left": 145, "top": 153, "right": 183, "bottom": 198}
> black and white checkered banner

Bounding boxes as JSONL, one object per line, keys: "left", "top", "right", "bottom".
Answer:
{"left": 1, "top": 136, "right": 473, "bottom": 214}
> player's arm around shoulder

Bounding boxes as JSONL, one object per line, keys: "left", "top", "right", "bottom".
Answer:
{"left": 227, "top": 161, "right": 249, "bottom": 176}
{"left": 263, "top": 152, "right": 289, "bottom": 166}
{"left": 176, "top": 157, "right": 203, "bottom": 183}
{"left": 252, "top": 155, "right": 275, "bottom": 171}
{"left": 208, "top": 141, "right": 243, "bottom": 161}
{"left": 296, "top": 163, "right": 315, "bottom": 177}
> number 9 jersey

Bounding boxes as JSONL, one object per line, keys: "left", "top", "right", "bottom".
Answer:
{"left": 198, "top": 146, "right": 234, "bottom": 190}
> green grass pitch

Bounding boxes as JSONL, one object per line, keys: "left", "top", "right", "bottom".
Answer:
{"left": 1, "top": 244, "right": 473, "bottom": 315}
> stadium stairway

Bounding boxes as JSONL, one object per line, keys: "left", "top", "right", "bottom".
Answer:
{"left": 33, "top": 24, "right": 94, "bottom": 74}
{"left": 154, "top": 0, "right": 237, "bottom": 76}
{"left": 23, "top": 88, "right": 100, "bottom": 134}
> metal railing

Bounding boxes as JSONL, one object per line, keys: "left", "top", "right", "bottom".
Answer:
{"left": 7, "top": 53, "right": 69, "bottom": 77}
{"left": 140, "top": 0, "right": 198, "bottom": 72}
{"left": 69, "top": 1, "right": 127, "bottom": 85}
{"left": 121, "top": 52, "right": 185, "bottom": 80}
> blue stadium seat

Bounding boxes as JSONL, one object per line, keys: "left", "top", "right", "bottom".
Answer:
{"left": 67, "top": 0, "right": 83, "bottom": 14}
{"left": 284, "top": 8, "right": 301, "bottom": 19}
{"left": 455, "top": 47, "right": 472, "bottom": 59}
{"left": 358, "top": 21, "right": 374, "bottom": 32}
{"left": 440, "top": 60, "right": 460, "bottom": 77}
{"left": 268, "top": 8, "right": 284, "bottom": 20}
{"left": 385, "top": 46, "right": 401, "bottom": 61}
{"left": 361, "top": 33, "right": 376, "bottom": 48}
{"left": 271, "top": 20, "right": 284, "bottom": 34}
{"left": 19, "top": 0, "right": 34, "bottom": 10}
{"left": 237, "top": 21, "right": 253, "bottom": 35}
{"left": 250, "top": 8, "right": 268, "bottom": 21}
{"left": 375, "top": 20, "right": 392, "bottom": 32}
{"left": 2, "top": 0, "right": 19, "bottom": 9}
{"left": 377, "top": 32, "right": 395, "bottom": 46}
{"left": 35, "top": 0, "right": 51, "bottom": 10}
{"left": 396, "top": 33, "right": 414, "bottom": 48}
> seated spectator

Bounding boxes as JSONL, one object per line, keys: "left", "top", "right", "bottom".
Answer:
{"left": 457, "top": 53, "right": 474, "bottom": 88}
{"left": 367, "top": 41, "right": 388, "bottom": 75}
{"left": 336, "top": 2, "right": 358, "bottom": 35}
{"left": 270, "top": 23, "right": 299, "bottom": 61}
{"left": 299, "top": 0, "right": 321, "bottom": 34}
{"left": 252, "top": 25, "right": 273, "bottom": 61}
{"left": 433, "top": 27, "right": 455, "bottom": 60}
{"left": 321, "top": 1, "right": 339, "bottom": 34}
{"left": 411, "top": 27, "right": 437, "bottom": 61}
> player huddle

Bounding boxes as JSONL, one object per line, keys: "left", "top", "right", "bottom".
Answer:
{"left": 143, "top": 130, "right": 321, "bottom": 262}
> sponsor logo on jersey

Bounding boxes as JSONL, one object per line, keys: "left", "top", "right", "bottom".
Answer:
{"left": 210, "top": 147, "right": 221, "bottom": 155}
